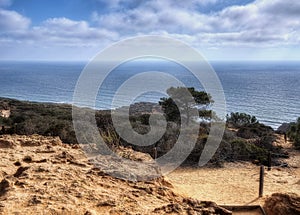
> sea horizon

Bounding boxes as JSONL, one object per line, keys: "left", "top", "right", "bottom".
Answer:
{"left": 1, "top": 60, "right": 299, "bottom": 129}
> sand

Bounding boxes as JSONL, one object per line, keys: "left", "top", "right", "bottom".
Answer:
{"left": 0, "top": 134, "right": 231, "bottom": 215}
{"left": 167, "top": 135, "right": 300, "bottom": 206}
{"left": 1, "top": 133, "right": 299, "bottom": 214}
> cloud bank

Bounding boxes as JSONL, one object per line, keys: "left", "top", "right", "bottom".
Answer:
{"left": 0, "top": 0, "right": 299, "bottom": 60}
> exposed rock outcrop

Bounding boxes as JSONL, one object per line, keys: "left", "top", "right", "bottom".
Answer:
{"left": 276, "top": 123, "right": 291, "bottom": 134}
{"left": 0, "top": 109, "right": 10, "bottom": 118}
{"left": 264, "top": 193, "right": 300, "bottom": 215}
{"left": 0, "top": 134, "right": 231, "bottom": 215}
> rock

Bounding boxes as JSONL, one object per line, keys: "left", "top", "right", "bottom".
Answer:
{"left": 28, "top": 195, "right": 42, "bottom": 206}
{"left": 23, "top": 155, "right": 33, "bottom": 163}
{"left": 0, "top": 109, "right": 10, "bottom": 118}
{"left": 276, "top": 123, "right": 291, "bottom": 134}
{"left": 20, "top": 140, "right": 41, "bottom": 147}
{"left": 97, "top": 199, "right": 116, "bottom": 207}
{"left": 36, "top": 158, "right": 47, "bottom": 163}
{"left": 13, "top": 161, "right": 22, "bottom": 166}
{"left": 0, "top": 178, "right": 10, "bottom": 196}
{"left": 56, "top": 151, "right": 74, "bottom": 160}
{"left": 153, "top": 200, "right": 232, "bottom": 215}
{"left": 49, "top": 137, "right": 63, "bottom": 146}
{"left": 0, "top": 139, "right": 14, "bottom": 148}
{"left": 264, "top": 193, "right": 300, "bottom": 215}
{"left": 13, "top": 166, "right": 30, "bottom": 178}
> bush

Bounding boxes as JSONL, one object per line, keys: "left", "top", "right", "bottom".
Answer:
{"left": 229, "top": 139, "right": 268, "bottom": 164}
{"left": 1, "top": 98, "right": 286, "bottom": 166}
{"left": 227, "top": 112, "right": 258, "bottom": 128}
{"left": 0, "top": 98, "right": 77, "bottom": 143}
{"left": 236, "top": 123, "right": 274, "bottom": 139}
{"left": 287, "top": 117, "right": 300, "bottom": 149}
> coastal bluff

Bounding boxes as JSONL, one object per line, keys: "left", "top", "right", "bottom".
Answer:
{"left": 0, "top": 134, "right": 231, "bottom": 215}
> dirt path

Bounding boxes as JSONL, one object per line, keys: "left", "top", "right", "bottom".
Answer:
{"left": 167, "top": 135, "right": 300, "bottom": 206}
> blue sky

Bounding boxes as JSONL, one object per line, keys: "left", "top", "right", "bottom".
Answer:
{"left": 0, "top": 0, "right": 300, "bottom": 61}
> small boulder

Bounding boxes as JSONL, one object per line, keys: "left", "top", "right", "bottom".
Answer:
{"left": 276, "top": 123, "right": 291, "bottom": 134}
{"left": 22, "top": 156, "right": 33, "bottom": 163}
{"left": 13, "top": 166, "right": 30, "bottom": 178}
{"left": 0, "top": 139, "right": 14, "bottom": 148}
{"left": 264, "top": 193, "right": 300, "bottom": 215}
{"left": 0, "top": 178, "right": 10, "bottom": 196}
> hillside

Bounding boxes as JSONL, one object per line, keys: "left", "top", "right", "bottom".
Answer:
{"left": 0, "top": 97, "right": 287, "bottom": 167}
{"left": 0, "top": 134, "right": 231, "bottom": 215}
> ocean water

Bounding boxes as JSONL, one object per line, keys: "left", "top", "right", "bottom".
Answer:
{"left": 0, "top": 60, "right": 299, "bottom": 129}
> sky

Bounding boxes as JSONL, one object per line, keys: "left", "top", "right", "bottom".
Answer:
{"left": 0, "top": 0, "right": 300, "bottom": 61}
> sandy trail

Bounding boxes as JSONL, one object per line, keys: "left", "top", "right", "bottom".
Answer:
{"left": 167, "top": 135, "right": 300, "bottom": 206}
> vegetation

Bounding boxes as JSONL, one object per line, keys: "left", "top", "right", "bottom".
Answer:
{"left": 0, "top": 98, "right": 77, "bottom": 143}
{"left": 159, "top": 87, "right": 212, "bottom": 125}
{"left": 229, "top": 139, "right": 268, "bottom": 162}
{"left": 287, "top": 117, "right": 300, "bottom": 149}
{"left": 226, "top": 112, "right": 258, "bottom": 128}
{"left": 0, "top": 95, "right": 284, "bottom": 167}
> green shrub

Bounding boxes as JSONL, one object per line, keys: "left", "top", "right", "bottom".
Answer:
{"left": 0, "top": 98, "right": 286, "bottom": 166}
{"left": 229, "top": 139, "right": 268, "bottom": 163}
{"left": 287, "top": 117, "right": 300, "bottom": 149}
{"left": 227, "top": 112, "right": 258, "bottom": 128}
{"left": 237, "top": 123, "right": 273, "bottom": 139}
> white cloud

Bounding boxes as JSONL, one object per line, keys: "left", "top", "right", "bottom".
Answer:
{"left": 0, "top": 9, "right": 30, "bottom": 31}
{"left": 93, "top": 2, "right": 213, "bottom": 34}
{"left": 1, "top": 0, "right": 300, "bottom": 60}
{"left": 212, "top": 0, "right": 300, "bottom": 45}
{"left": 91, "top": 0, "right": 300, "bottom": 48}
{"left": 43, "top": 18, "right": 90, "bottom": 31}
{"left": 260, "top": 0, "right": 300, "bottom": 17}
{"left": 36, "top": 18, "right": 119, "bottom": 46}
{"left": 1, "top": 17, "right": 119, "bottom": 47}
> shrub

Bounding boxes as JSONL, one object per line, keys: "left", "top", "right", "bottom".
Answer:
{"left": 236, "top": 123, "right": 273, "bottom": 139}
{"left": 100, "top": 127, "right": 120, "bottom": 149}
{"left": 229, "top": 139, "right": 268, "bottom": 164}
{"left": 287, "top": 117, "right": 300, "bottom": 149}
{"left": 227, "top": 112, "right": 258, "bottom": 128}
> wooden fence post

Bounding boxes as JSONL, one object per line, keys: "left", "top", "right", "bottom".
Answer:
{"left": 259, "top": 165, "right": 264, "bottom": 197}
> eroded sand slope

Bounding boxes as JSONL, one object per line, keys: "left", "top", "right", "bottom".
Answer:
{"left": 0, "top": 135, "right": 230, "bottom": 215}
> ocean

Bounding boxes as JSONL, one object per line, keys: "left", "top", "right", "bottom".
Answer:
{"left": 0, "top": 60, "right": 299, "bottom": 129}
